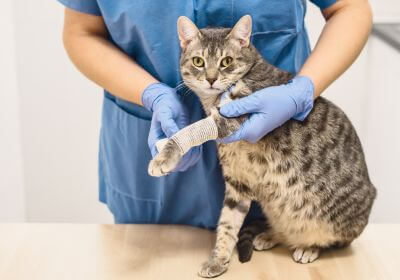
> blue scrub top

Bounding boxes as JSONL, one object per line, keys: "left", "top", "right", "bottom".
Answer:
{"left": 58, "top": 0, "right": 336, "bottom": 228}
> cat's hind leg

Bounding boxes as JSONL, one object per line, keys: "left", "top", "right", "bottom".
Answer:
{"left": 236, "top": 222, "right": 278, "bottom": 262}
{"left": 198, "top": 185, "right": 251, "bottom": 278}
{"left": 292, "top": 247, "right": 320, "bottom": 264}
{"left": 236, "top": 219, "right": 268, "bottom": 263}
{"left": 253, "top": 230, "right": 279, "bottom": 251}
{"left": 291, "top": 240, "right": 352, "bottom": 264}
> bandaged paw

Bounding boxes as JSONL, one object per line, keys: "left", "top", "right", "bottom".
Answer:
{"left": 155, "top": 116, "right": 218, "bottom": 154}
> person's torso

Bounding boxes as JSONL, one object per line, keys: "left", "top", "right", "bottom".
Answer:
{"left": 98, "top": 0, "right": 311, "bottom": 119}
{"left": 97, "top": 0, "right": 313, "bottom": 227}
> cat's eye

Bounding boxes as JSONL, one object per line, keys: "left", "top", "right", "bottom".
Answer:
{"left": 220, "top": 56, "right": 233, "bottom": 68}
{"left": 192, "top": 57, "right": 205, "bottom": 67}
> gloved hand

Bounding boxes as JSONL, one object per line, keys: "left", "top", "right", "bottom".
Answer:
{"left": 219, "top": 76, "right": 314, "bottom": 144}
{"left": 142, "top": 82, "right": 202, "bottom": 172}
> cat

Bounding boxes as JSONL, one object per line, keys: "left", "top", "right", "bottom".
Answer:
{"left": 148, "top": 15, "right": 376, "bottom": 278}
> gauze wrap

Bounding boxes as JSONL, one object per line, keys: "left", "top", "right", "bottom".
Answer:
{"left": 155, "top": 90, "right": 234, "bottom": 154}
{"left": 155, "top": 116, "right": 218, "bottom": 154}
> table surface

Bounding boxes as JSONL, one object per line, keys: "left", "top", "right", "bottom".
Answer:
{"left": 0, "top": 223, "right": 399, "bottom": 280}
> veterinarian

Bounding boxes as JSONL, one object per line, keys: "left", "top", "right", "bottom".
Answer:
{"left": 59, "top": 0, "right": 372, "bottom": 227}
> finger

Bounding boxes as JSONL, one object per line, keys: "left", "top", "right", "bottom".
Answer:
{"left": 218, "top": 127, "right": 244, "bottom": 144}
{"left": 184, "top": 146, "right": 202, "bottom": 171}
{"left": 174, "top": 109, "right": 190, "bottom": 130}
{"left": 158, "top": 110, "right": 180, "bottom": 137}
{"left": 219, "top": 95, "right": 260, "bottom": 117}
{"left": 186, "top": 146, "right": 202, "bottom": 167}
{"left": 150, "top": 144, "right": 158, "bottom": 158}
{"left": 242, "top": 114, "right": 271, "bottom": 143}
{"left": 173, "top": 146, "right": 202, "bottom": 172}
{"left": 149, "top": 117, "right": 165, "bottom": 141}
{"left": 187, "top": 146, "right": 202, "bottom": 168}
{"left": 148, "top": 117, "right": 165, "bottom": 157}
{"left": 173, "top": 151, "right": 192, "bottom": 172}
{"left": 182, "top": 148, "right": 197, "bottom": 169}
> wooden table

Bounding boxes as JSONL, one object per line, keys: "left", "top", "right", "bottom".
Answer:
{"left": 0, "top": 224, "right": 398, "bottom": 280}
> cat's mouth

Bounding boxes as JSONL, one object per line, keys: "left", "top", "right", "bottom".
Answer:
{"left": 204, "top": 87, "right": 224, "bottom": 95}
{"left": 203, "top": 83, "right": 236, "bottom": 96}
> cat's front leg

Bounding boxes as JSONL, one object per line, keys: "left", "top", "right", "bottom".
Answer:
{"left": 199, "top": 185, "right": 251, "bottom": 278}
{"left": 148, "top": 139, "right": 183, "bottom": 177}
{"left": 148, "top": 114, "right": 218, "bottom": 176}
{"left": 148, "top": 109, "right": 242, "bottom": 177}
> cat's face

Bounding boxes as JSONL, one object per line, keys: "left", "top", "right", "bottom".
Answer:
{"left": 177, "top": 15, "right": 254, "bottom": 98}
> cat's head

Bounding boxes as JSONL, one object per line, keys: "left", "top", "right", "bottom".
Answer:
{"left": 177, "top": 15, "right": 255, "bottom": 98}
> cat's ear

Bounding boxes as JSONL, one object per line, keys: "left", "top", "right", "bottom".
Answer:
{"left": 229, "top": 15, "right": 252, "bottom": 47}
{"left": 177, "top": 16, "right": 200, "bottom": 50}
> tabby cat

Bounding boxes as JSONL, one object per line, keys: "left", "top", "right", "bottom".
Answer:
{"left": 148, "top": 15, "right": 376, "bottom": 278}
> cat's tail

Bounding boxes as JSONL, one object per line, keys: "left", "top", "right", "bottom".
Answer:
{"left": 237, "top": 220, "right": 268, "bottom": 263}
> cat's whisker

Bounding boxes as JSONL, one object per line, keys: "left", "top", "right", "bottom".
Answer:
{"left": 182, "top": 88, "right": 193, "bottom": 100}
{"left": 174, "top": 81, "right": 195, "bottom": 100}
{"left": 175, "top": 82, "right": 186, "bottom": 90}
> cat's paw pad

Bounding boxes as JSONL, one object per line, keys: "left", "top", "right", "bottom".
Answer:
{"left": 198, "top": 258, "right": 229, "bottom": 278}
{"left": 253, "top": 233, "right": 278, "bottom": 251}
{"left": 148, "top": 141, "right": 182, "bottom": 177}
{"left": 292, "top": 247, "right": 320, "bottom": 264}
{"left": 148, "top": 157, "right": 170, "bottom": 177}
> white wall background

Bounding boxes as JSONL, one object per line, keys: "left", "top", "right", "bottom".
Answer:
{"left": 1, "top": 0, "right": 113, "bottom": 223}
{"left": 370, "top": 0, "right": 400, "bottom": 22}
{"left": 0, "top": 0, "right": 398, "bottom": 223}
{"left": 0, "top": 0, "right": 26, "bottom": 222}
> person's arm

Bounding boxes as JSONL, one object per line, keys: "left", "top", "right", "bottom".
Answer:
{"left": 299, "top": 0, "right": 373, "bottom": 97}
{"left": 62, "top": 7, "right": 202, "bottom": 171}
{"left": 219, "top": 0, "right": 373, "bottom": 144}
{"left": 62, "top": 8, "right": 157, "bottom": 105}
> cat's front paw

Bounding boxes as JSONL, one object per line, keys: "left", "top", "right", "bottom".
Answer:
{"left": 198, "top": 258, "right": 229, "bottom": 278}
{"left": 148, "top": 140, "right": 183, "bottom": 177}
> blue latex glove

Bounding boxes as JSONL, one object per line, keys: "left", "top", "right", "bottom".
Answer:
{"left": 219, "top": 76, "right": 314, "bottom": 144}
{"left": 142, "top": 82, "right": 202, "bottom": 172}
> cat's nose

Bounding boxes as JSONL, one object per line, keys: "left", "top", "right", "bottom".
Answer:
{"left": 206, "top": 77, "right": 217, "bottom": 86}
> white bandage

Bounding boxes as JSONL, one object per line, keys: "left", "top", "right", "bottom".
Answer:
{"left": 155, "top": 116, "right": 218, "bottom": 154}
